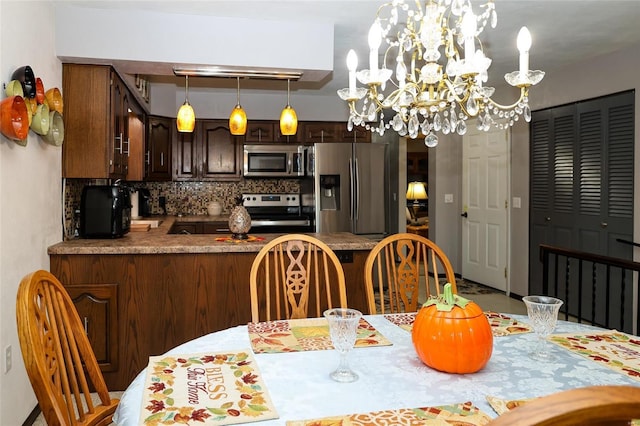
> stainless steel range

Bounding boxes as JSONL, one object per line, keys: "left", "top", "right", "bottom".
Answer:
{"left": 243, "top": 193, "right": 314, "bottom": 234}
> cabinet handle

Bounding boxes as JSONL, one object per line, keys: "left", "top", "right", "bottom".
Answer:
{"left": 114, "top": 133, "right": 123, "bottom": 153}
{"left": 601, "top": 222, "right": 608, "bottom": 228}
{"left": 124, "top": 137, "right": 130, "bottom": 156}
{"left": 84, "top": 317, "right": 89, "bottom": 335}
{"left": 161, "top": 152, "right": 164, "bottom": 166}
{"left": 145, "top": 151, "right": 150, "bottom": 165}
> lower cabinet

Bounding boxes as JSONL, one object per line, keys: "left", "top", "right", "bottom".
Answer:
{"left": 65, "top": 283, "right": 118, "bottom": 372}
{"left": 50, "top": 251, "right": 369, "bottom": 390}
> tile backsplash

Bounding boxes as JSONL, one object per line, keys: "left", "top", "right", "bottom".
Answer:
{"left": 64, "top": 179, "right": 300, "bottom": 239}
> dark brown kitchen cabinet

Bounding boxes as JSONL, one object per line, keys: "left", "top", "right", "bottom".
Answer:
{"left": 146, "top": 116, "right": 172, "bottom": 181}
{"left": 168, "top": 221, "right": 230, "bottom": 234}
{"left": 301, "top": 121, "right": 369, "bottom": 143}
{"left": 245, "top": 120, "right": 298, "bottom": 143}
{"left": 302, "top": 122, "right": 341, "bottom": 143}
{"left": 64, "top": 283, "right": 118, "bottom": 372}
{"left": 173, "top": 120, "right": 242, "bottom": 181}
{"left": 62, "top": 64, "right": 142, "bottom": 179}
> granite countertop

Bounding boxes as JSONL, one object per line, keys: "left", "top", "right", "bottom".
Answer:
{"left": 48, "top": 216, "right": 379, "bottom": 255}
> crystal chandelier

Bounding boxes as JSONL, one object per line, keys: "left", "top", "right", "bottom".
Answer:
{"left": 337, "top": 0, "right": 544, "bottom": 147}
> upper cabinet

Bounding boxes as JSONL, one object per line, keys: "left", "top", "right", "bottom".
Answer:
{"left": 300, "top": 122, "right": 371, "bottom": 143}
{"left": 145, "top": 116, "right": 172, "bottom": 181}
{"left": 173, "top": 120, "right": 242, "bottom": 181}
{"left": 62, "top": 64, "right": 143, "bottom": 179}
{"left": 245, "top": 121, "right": 298, "bottom": 143}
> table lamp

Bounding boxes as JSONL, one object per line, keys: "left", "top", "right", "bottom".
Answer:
{"left": 406, "top": 181, "right": 427, "bottom": 222}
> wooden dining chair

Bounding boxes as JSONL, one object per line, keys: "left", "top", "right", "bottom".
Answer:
{"left": 249, "top": 234, "right": 348, "bottom": 322}
{"left": 486, "top": 385, "right": 640, "bottom": 425}
{"left": 364, "top": 233, "right": 456, "bottom": 314}
{"left": 16, "top": 270, "right": 119, "bottom": 426}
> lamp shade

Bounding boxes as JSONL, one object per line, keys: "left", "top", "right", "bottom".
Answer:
{"left": 280, "top": 105, "right": 298, "bottom": 136}
{"left": 406, "top": 182, "right": 427, "bottom": 200}
{"left": 176, "top": 101, "right": 195, "bottom": 132}
{"left": 229, "top": 105, "right": 247, "bottom": 135}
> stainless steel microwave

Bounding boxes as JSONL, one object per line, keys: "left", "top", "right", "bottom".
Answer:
{"left": 243, "top": 144, "right": 305, "bottom": 177}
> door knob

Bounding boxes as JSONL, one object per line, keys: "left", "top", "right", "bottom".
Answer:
{"left": 461, "top": 212, "right": 468, "bottom": 218}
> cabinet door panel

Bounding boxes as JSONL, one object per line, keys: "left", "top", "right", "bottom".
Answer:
{"left": 62, "top": 64, "right": 112, "bottom": 178}
{"left": 245, "top": 122, "right": 275, "bottom": 142}
{"left": 65, "top": 283, "right": 118, "bottom": 372}
{"left": 303, "top": 122, "right": 340, "bottom": 143}
{"left": 146, "top": 116, "right": 172, "bottom": 180}
{"left": 173, "top": 128, "right": 197, "bottom": 180}
{"left": 201, "top": 121, "right": 242, "bottom": 180}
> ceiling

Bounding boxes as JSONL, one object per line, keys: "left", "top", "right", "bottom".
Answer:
{"left": 58, "top": 0, "right": 640, "bottom": 99}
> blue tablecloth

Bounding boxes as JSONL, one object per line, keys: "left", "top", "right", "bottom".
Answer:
{"left": 114, "top": 314, "right": 639, "bottom": 425}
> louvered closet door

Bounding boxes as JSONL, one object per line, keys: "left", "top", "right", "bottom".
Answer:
{"left": 529, "top": 91, "right": 634, "bottom": 297}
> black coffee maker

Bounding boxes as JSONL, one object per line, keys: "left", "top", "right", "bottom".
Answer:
{"left": 138, "top": 189, "right": 152, "bottom": 217}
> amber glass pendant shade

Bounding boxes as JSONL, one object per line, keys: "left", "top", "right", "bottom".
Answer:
{"left": 280, "top": 79, "right": 297, "bottom": 136}
{"left": 280, "top": 105, "right": 297, "bottom": 136}
{"left": 229, "top": 105, "right": 247, "bottom": 135}
{"left": 176, "top": 102, "right": 195, "bottom": 132}
{"left": 176, "top": 75, "right": 195, "bottom": 133}
{"left": 229, "top": 77, "right": 247, "bottom": 135}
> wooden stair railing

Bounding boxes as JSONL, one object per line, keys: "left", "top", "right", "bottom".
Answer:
{"left": 539, "top": 244, "right": 640, "bottom": 335}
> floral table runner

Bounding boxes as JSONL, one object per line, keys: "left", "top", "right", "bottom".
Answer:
{"left": 383, "top": 311, "right": 532, "bottom": 336}
{"left": 286, "top": 401, "right": 492, "bottom": 425}
{"left": 248, "top": 317, "right": 392, "bottom": 354}
{"left": 140, "top": 350, "right": 278, "bottom": 425}
{"left": 549, "top": 331, "right": 640, "bottom": 381}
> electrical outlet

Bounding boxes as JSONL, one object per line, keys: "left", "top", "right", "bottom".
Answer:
{"left": 5, "top": 345, "right": 11, "bottom": 373}
{"left": 444, "top": 194, "right": 454, "bottom": 203}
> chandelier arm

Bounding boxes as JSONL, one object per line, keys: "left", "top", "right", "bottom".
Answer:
{"left": 484, "top": 87, "right": 529, "bottom": 111}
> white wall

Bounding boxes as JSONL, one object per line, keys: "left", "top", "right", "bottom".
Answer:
{"left": 0, "top": 1, "right": 63, "bottom": 424}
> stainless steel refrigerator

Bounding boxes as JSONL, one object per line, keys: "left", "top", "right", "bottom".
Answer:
{"left": 314, "top": 143, "right": 387, "bottom": 238}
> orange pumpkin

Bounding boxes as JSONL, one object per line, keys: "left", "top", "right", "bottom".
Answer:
{"left": 412, "top": 283, "right": 493, "bottom": 374}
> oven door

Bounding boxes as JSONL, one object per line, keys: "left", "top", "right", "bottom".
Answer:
{"left": 249, "top": 214, "right": 314, "bottom": 233}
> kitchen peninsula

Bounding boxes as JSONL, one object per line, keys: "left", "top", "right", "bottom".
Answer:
{"left": 48, "top": 219, "right": 377, "bottom": 390}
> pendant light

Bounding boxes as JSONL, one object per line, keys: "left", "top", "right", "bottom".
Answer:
{"left": 176, "top": 75, "right": 195, "bottom": 132}
{"left": 229, "top": 77, "right": 247, "bottom": 135}
{"left": 279, "top": 79, "right": 297, "bottom": 136}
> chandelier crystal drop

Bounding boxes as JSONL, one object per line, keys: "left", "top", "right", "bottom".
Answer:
{"left": 337, "top": 0, "right": 544, "bottom": 147}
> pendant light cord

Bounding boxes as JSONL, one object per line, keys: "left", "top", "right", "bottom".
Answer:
{"left": 236, "top": 77, "right": 241, "bottom": 105}
{"left": 185, "top": 75, "right": 189, "bottom": 103}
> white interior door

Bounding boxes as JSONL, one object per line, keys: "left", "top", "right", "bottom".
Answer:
{"left": 462, "top": 128, "right": 510, "bottom": 291}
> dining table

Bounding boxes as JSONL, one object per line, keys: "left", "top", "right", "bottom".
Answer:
{"left": 113, "top": 313, "right": 640, "bottom": 425}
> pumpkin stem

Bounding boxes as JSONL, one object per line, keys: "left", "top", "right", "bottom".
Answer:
{"left": 423, "top": 282, "right": 471, "bottom": 311}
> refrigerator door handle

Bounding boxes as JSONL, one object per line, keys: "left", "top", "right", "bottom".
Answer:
{"left": 349, "top": 158, "right": 354, "bottom": 222}
{"left": 354, "top": 157, "right": 360, "bottom": 222}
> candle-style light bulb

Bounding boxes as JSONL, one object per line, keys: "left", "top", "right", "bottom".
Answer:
{"left": 368, "top": 20, "right": 382, "bottom": 72}
{"left": 347, "top": 49, "right": 358, "bottom": 92}
{"left": 517, "top": 26, "right": 532, "bottom": 75}
{"left": 461, "top": 11, "right": 477, "bottom": 63}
